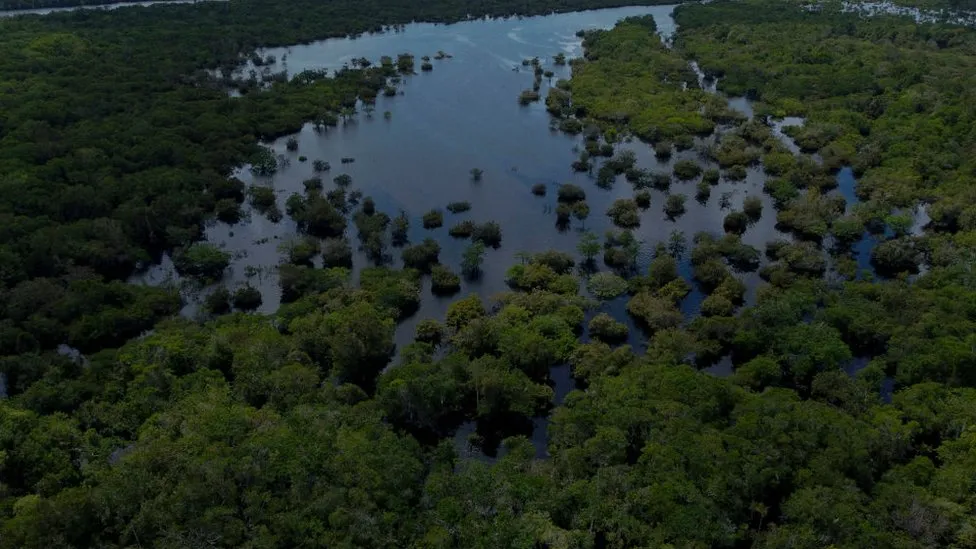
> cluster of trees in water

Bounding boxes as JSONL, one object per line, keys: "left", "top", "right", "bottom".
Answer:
{"left": 2, "top": 0, "right": 976, "bottom": 547}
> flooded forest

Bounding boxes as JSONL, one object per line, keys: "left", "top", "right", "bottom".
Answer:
{"left": 0, "top": 0, "right": 975, "bottom": 547}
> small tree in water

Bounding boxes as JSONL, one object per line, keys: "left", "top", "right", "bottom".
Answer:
{"left": 577, "top": 231, "right": 601, "bottom": 265}
{"left": 470, "top": 168, "right": 484, "bottom": 182}
{"left": 461, "top": 241, "right": 486, "bottom": 279}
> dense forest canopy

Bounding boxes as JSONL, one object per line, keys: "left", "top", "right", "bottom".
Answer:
{"left": 1, "top": 0, "right": 976, "bottom": 547}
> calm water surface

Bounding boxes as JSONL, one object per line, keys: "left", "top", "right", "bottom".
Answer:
{"left": 145, "top": 6, "right": 789, "bottom": 354}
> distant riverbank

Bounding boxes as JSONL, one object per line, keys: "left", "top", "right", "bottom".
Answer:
{"left": 0, "top": 0, "right": 222, "bottom": 17}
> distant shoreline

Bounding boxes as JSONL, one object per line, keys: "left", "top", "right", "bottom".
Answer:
{"left": 0, "top": 0, "right": 223, "bottom": 17}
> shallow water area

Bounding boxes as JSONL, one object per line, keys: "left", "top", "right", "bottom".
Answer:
{"left": 139, "top": 4, "right": 802, "bottom": 358}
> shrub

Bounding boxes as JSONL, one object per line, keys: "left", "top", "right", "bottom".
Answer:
{"left": 203, "top": 286, "right": 232, "bottom": 315}
{"left": 518, "top": 89, "right": 540, "bottom": 105}
{"left": 446, "top": 294, "right": 485, "bottom": 330}
{"left": 664, "top": 194, "right": 687, "bottom": 218}
{"left": 649, "top": 172, "right": 672, "bottom": 191}
{"left": 702, "top": 169, "right": 720, "bottom": 184}
{"left": 302, "top": 177, "right": 323, "bottom": 193}
{"left": 627, "top": 292, "right": 683, "bottom": 333}
{"left": 654, "top": 141, "right": 672, "bottom": 159}
{"left": 422, "top": 209, "right": 444, "bottom": 229}
{"left": 587, "top": 272, "right": 629, "bottom": 299}
{"left": 446, "top": 201, "right": 471, "bottom": 213}
{"left": 696, "top": 181, "right": 711, "bottom": 203}
{"left": 531, "top": 183, "right": 547, "bottom": 196}
{"left": 415, "top": 319, "right": 443, "bottom": 344}
{"left": 634, "top": 190, "right": 651, "bottom": 208}
{"left": 401, "top": 239, "right": 441, "bottom": 272}
{"left": 449, "top": 220, "right": 476, "bottom": 238}
{"left": 249, "top": 186, "right": 276, "bottom": 212}
{"left": 280, "top": 237, "right": 319, "bottom": 265}
{"left": 700, "top": 294, "right": 734, "bottom": 317}
{"left": 557, "top": 183, "right": 586, "bottom": 203}
{"left": 392, "top": 212, "right": 409, "bottom": 247}
{"left": 743, "top": 195, "right": 763, "bottom": 219}
{"left": 232, "top": 285, "right": 263, "bottom": 312}
{"left": 312, "top": 159, "right": 331, "bottom": 172}
{"left": 214, "top": 199, "right": 241, "bottom": 224}
{"left": 607, "top": 199, "right": 641, "bottom": 228}
{"left": 560, "top": 118, "right": 583, "bottom": 134}
{"left": 472, "top": 221, "right": 502, "bottom": 248}
{"left": 430, "top": 264, "right": 461, "bottom": 295}
{"left": 285, "top": 137, "right": 299, "bottom": 151}
{"left": 725, "top": 165, "right": 748, "bottom": 180}
{"left": 588, "top": 313, "right": 629, "bottom": 343}
{"left": 174, "top": 243, "right": 230, "bottom": 282}
{"left": 322, "top": 237, "right": 353, "bottom": 268}
{"left": 723, "top": 211, "right": 749, "bottom": 235}
{"left": 532, "top": 250, "right": 576, "bottom": 274}
{"left": 556, "top": 203, "right": 572, "bottom": 226}
{"left": 673, "top": 159, "right": 702, "bottom": 180}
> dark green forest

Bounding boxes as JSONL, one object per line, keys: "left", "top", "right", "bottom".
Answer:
{"left": 1, "top": 0, "right": 976, "bottom": 547}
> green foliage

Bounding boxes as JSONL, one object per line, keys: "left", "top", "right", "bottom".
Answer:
{"left": 577, "top": 230, "right": 601, "bottom": 263}
{"left": 663, "top": 193, "right": 687, "bottom": 218}
{"left": 471, "top": 221, "right": 503, "bottom": 248}
{"left": 588, "top": 312, "right": 629, "bottom": 343}
{"left": 673, "top": 159, "right": 702, "bottom": 180}
{"left": 173, "top": 243, "right": 230, "bottom": 282}
{"left": 461, "top": 242, "right": 486, "bottom": 278}
{"left": 587, "top": 271, "right": 629, "bottom": 300}
{"left": 449, "top": 220, "right": 476, "bottom": 238}
{"left": 415, "top": 318, "right": 444, "bottom": 345}
{"left": 606, "top": 198, "right": 640, "bottom": 228}
{"left": 571, "top": 16, "right": 713, "bottom": 143}
{"left": 446, "top": 294, "right": 486, "bottom": 330}
{"left": 557, "top": 183, "right": 586, "bottom": 203}
{"left": 359, "top": 267, "right": 421, "bottom": 320}
{"left": 430, "top": 264, "right": 461, "bottom": 295}
{"left": 422, "top": 209, "right": 444, "bottom": 229}
{"left": 446, "top": 201, "right": 471, "bottom": 213}
{"left": 401, "top": 238, "right": 441, "bottom": 272}
{"left": 231, "top": 285, "right": 263, "bottom": 311}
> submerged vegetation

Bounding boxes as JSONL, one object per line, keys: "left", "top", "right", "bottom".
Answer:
{"left": 2, "top": 0, "right": 976, "bottom": 547}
